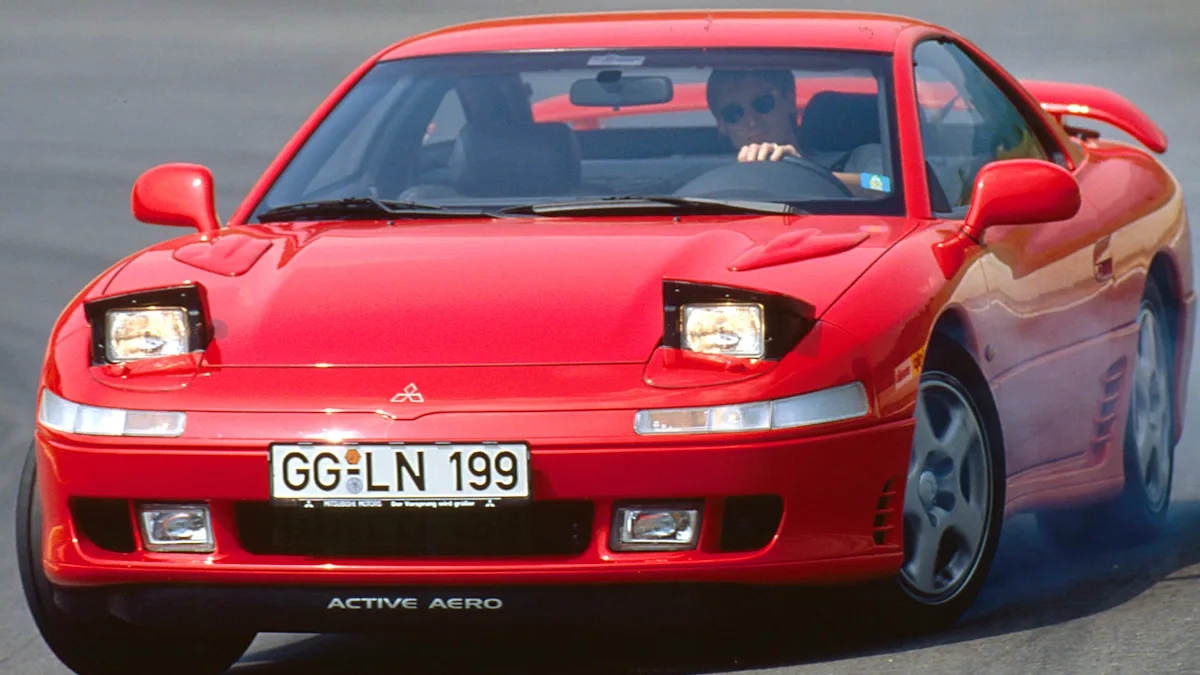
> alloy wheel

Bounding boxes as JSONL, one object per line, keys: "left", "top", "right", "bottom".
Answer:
{"left": 1131, "top": 305, "right": 1173, "bottom": 513}
{"left": 900, "top": 375, "right": 992, "bottom": 602}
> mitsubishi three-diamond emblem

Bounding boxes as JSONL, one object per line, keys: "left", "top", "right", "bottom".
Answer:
{"left": 390, "top": 383, "right": 424, "bottom": 403}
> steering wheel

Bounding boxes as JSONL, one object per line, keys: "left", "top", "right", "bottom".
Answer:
{"left": 675, "top": 153, "right": 853, "bottom": 201}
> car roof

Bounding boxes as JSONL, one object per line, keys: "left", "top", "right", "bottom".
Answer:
{"left": 379, "top": 10, "right": 942, "bottom": 61}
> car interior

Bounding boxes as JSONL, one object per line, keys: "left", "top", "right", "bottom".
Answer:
{"left": 394, "top": 84, "right": 893, "bottom": 204}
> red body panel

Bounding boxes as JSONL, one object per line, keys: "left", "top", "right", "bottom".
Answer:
{"left": 378, "top": 12, "right": 923, "bottom": 61}
{"left": 978, "top": 138, "right": 1188, "bottom": 512}
{"left": 35, "top": 11, "right": 1194, "bottom": 598}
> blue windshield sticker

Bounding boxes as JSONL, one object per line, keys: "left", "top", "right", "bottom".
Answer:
{"left": 860, "top": 173, "right": 892, "bottom": 193}
{"left": 587, "top": 54, "right": 646, "bottom": 67}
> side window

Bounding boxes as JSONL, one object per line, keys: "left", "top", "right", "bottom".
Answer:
{"left": 423, "top": 88, "right": 466, "bottom": 146}
{"left": 403, "top": 87, "right": 468, "bottom": 189}
{"left": 914, "top": 40, "right": 1051, "bottom": 212}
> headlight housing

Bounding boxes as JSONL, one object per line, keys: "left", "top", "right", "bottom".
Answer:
{"left": 634, "top": 382, "right": 869, "bottom": 434}
{"left": 661, "top": 281, "right": 813, "bottom": 360}
{"left": 84, "top": 284, "right": 210, "bottom": 365}
{"left": 38, "top": 389, "right": 186, "bottom": 436}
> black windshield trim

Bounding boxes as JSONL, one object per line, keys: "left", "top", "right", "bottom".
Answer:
{"left": 256, "top": 197, "right": 506, "bottom": 223}
{"left": 498, "top": 195, "right": 799, "bottom": 217}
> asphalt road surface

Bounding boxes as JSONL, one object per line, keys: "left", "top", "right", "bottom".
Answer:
{"left": 2, "top": 1, "right": 1199, "bottom": 673}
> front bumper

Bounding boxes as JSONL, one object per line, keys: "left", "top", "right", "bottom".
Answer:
{"left": 36, "top": 415, "right": 912, "bottom": 589}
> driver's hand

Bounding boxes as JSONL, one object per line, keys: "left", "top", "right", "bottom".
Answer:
{"left": 738, "top": 143, "right": 801, "bottom": 163}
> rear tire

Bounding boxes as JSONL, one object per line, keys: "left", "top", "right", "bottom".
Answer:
{"left": 16, "top": 441, "right": 256, "bottom": 675}
{"left": 1037, "top": 280, "right": 1175, "bottom": 550}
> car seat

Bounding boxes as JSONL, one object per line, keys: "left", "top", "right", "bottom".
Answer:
{"left": 452, "top": 121, "right": 584, "bottom": 197}
{"left": 798, "top": 91, "right": 883, "bottom": 173}
{"left": 399, "top": 121, "right": 584, "bottom": 201}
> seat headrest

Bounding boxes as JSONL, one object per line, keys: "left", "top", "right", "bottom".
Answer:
{"left": 798, "top": 92, "right": 882, "bottom": 155}
{"left": 450, "top": 122, "right": 581, "bottom": 197}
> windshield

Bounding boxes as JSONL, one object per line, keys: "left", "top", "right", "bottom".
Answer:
{"left": 251, "top": 49, "right": 902, "bottom": 220}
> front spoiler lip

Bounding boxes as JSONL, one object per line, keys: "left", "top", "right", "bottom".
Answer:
{"left": 57, "top": 581, "right": 889, "bottom": 634}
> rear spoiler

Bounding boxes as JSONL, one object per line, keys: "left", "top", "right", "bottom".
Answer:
{"left": 1019, "top": 80, "right": 1168, "bottom": 154}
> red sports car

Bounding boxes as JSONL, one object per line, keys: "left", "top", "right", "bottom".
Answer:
{"left": 17, "top": 10, "right": 1193, "bottom": 674}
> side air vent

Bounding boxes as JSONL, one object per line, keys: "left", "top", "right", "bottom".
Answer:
{"left": 1091, "top": 357, "right": 1129, "bottom": 456}
{"left": 872, "top": 477, "right": 901, "bottom": 546}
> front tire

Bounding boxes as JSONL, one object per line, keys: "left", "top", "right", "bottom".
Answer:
{"left": 872, "top": 345, "right": 1005, "bottom": 634}
{"left": 16, "top": 441, "right": 256, "bottom": 675}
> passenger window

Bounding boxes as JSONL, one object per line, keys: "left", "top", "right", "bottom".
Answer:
{"left": 914, "top": 40, "right": 1050, "bottom": 212}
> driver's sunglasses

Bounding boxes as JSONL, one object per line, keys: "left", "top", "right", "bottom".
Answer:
{"left": 719, "top": 92, "right": 778, "bottom": 125}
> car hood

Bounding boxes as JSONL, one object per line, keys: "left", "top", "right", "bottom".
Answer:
{"left": 103, "top": 216, "right": 912, "bottom": 366}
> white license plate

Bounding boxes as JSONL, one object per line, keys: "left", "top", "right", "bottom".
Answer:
{"left": 269, "top": 443, "right": 530, "bottom": 507}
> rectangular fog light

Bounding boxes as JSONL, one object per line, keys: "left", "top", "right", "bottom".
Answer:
{"left": 611, "top": 505, "right": 701, "bottom": 552}
{"left": 137, "top": 503, "right": 214, "bottom": 553}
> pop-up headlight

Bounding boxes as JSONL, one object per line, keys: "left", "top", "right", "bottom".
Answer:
{"left": 661, "top": 281, "right": 813, "bottom": 361}
{"left": 83, "top": 284, "right": 210, "bottom": 365}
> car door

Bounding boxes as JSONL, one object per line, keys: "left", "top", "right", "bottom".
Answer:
{"left": 913, "top": 39, "right": 1124, "bottom": 476}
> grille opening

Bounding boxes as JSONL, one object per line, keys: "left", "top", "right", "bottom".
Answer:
{"left": 69, "top": 498, "right": 136, "bottom": 553}
{"left": 235, "top": 500, "right": 593, "bottom": 558}
{"left": 719, "top": 495, "right": 783, "bottom": 552}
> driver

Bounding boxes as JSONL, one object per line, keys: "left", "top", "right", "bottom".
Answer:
{"left": 705, "top": 69, "right": 881, "bottom": 195}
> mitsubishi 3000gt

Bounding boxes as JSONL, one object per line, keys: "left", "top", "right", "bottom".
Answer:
{"left": 16, "top": 10, "right": 1193, "bottom": 675}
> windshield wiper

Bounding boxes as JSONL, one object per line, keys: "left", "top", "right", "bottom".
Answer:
{"left": 498, "top": 195, "right": 800, "bottom": 217}
{"left": 256, "top": 197, "right": 501, "bottom": 223}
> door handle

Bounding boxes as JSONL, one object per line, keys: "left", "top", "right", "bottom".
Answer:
{"left": 1093, "top": 236, "right": 1113, "bottom": 282}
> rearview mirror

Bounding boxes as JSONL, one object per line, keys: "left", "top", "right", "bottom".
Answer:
{"left": 962, "top": 159, "right": 1081, "bottom": 240}
{"left": 131, "top": 163, "right": 220, "bottom": 234}
{"left": 569, "top": 73, "right": 673, "bottom": 108}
